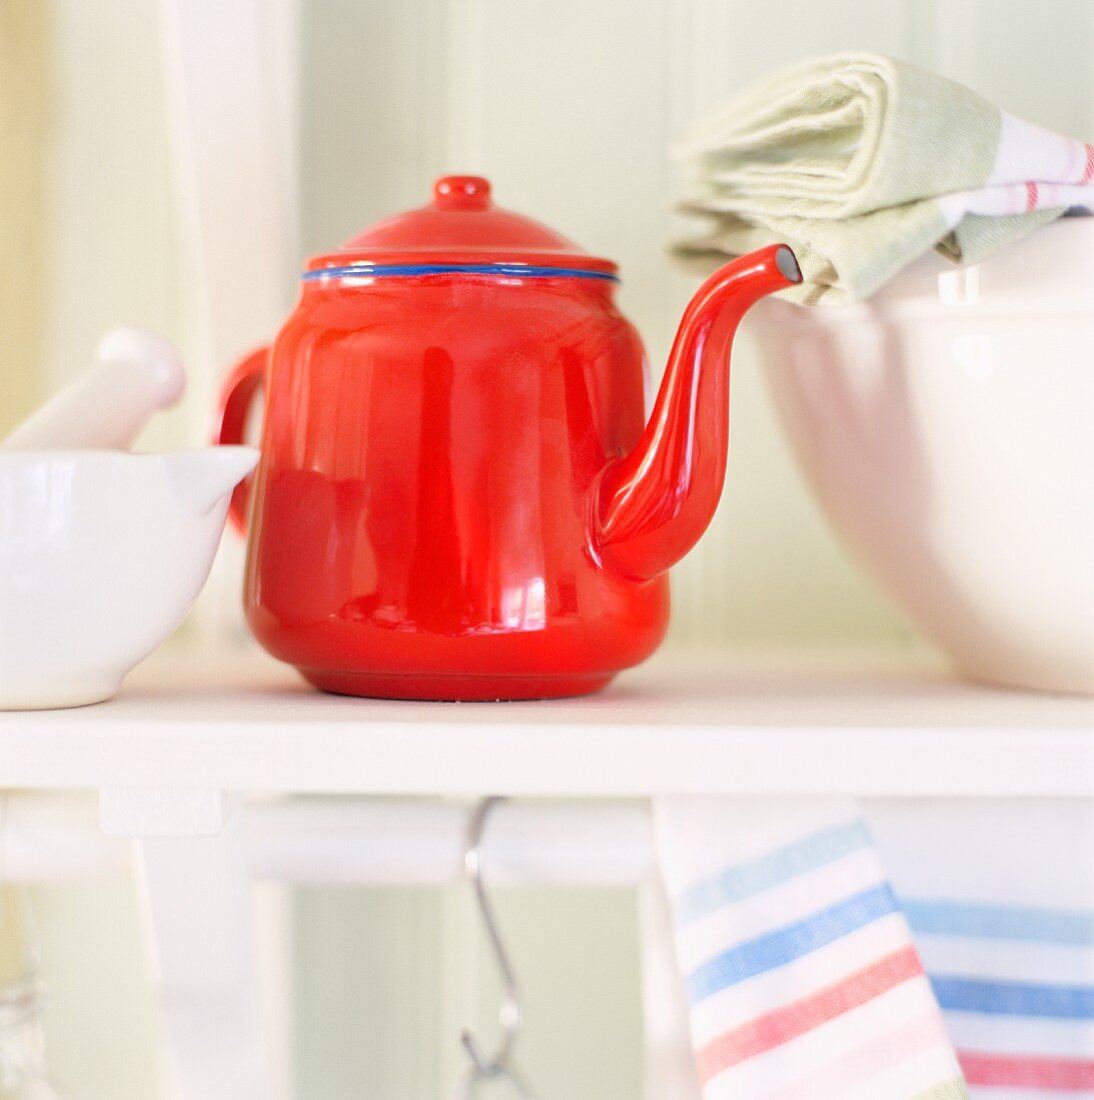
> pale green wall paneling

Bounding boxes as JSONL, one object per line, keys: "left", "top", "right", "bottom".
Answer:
{"left": 293, "top": 888, "right": 444, "bottom": 1098}
{"left": 292, "top": 885, "right": 643, "bottom": 1100}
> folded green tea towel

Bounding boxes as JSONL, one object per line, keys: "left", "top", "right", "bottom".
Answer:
{"left": 674, "top": 53, "right": 1094, "bottom": 304}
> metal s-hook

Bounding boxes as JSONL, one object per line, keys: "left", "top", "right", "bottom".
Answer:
{"left": 461, "top": 797, "right": 522, "bottom": 1075}
{"left": 455, "top": 797, "right": 536, "bottom": 1099}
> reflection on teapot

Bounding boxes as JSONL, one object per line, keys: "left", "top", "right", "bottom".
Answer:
{"left": 217, "top": 176, "right": 800, "bottom": 700}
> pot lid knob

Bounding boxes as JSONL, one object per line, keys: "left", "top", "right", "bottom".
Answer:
{"left": 433, "top": 175, "right": 492, "bottom": 211}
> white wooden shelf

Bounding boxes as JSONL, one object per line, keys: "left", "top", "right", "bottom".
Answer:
{"left": 1, "top": 642, "right": 1091, "bottom": 797}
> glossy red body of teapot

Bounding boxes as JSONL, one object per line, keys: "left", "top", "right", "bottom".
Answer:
{"left": 217, "top": 176, "right": 800, "bottom": 699}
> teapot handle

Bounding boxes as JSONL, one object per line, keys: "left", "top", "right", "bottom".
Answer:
{"left": 214, "top": 346, "right": 267, "bottom": 533}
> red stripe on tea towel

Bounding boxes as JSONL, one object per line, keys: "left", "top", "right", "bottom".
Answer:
{"left": 695, "top": 944, "right": 924, "bottom": 1085}
{"left": 1082, "top": 143, "right": 1094, "bottom": 185}
{"left": 961, "top": 1050, "right": 1094, "bottom": 1091}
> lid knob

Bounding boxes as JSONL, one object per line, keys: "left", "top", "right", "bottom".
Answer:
{"left": 433, "top": 175, "right": 492, "bottom": 211}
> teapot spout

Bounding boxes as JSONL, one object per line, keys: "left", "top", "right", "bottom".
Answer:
{"left": 592, "top": 244, "right": 801, "bottom": 581}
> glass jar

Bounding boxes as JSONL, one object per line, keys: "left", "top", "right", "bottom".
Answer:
{"left": 0, "top": 977, "right": 67, "bottom": 1100}
{"left": 0, "top": 889, "right": 67, "bottom": 1100}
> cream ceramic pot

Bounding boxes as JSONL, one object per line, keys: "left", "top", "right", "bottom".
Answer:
{"left": 0, "top": 447, "right": 257, "bottom": 709}
{"left": 752, "top": 217, "right": 1094, "bottom": 694}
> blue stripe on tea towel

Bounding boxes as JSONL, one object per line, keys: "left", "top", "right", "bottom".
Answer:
{"left": 932, "top": 975, "right": 1094, "bottom": 1019}
{"left": 676, "top": 819, "right": 874, "bottom": 925}
{"left": 904, "top": 899, "right": 1094, "bottom": 946}
{"left": 685, "top": 881, "right": 899, "bottom": 1004}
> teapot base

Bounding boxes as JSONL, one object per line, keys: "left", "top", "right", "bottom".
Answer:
{"left": 300, "top": 667, "right": 615, "bottom": 702}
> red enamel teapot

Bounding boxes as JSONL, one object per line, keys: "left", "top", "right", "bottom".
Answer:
{"left": 216, "top": 176, "right": 800, "bottom": 700}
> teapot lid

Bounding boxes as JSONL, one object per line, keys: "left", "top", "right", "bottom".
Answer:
{"left": 305, "top": 176, "right": 617, "bottom": 281}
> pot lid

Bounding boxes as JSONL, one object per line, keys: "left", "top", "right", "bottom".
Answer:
{"left": 305, "top": 176, "right": 617, "bottom": 279}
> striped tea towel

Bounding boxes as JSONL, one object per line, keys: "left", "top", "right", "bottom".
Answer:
{"left": 674, "top": 53, "right": 1094, "bottom": 304}
{"left": 870, "top": 800, "right": 1094, "bottom": 1099}
{"left": 654, "top": 797, "right": 967, "bottom": 1099}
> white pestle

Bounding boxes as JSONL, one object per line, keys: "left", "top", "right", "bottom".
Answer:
{"left": 1, "top": 326, "right": 186, "bottom": 451}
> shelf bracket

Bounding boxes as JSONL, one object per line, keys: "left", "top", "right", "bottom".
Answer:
{"left": 99, "top": 787, "right": 277, "bottom": 1100}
